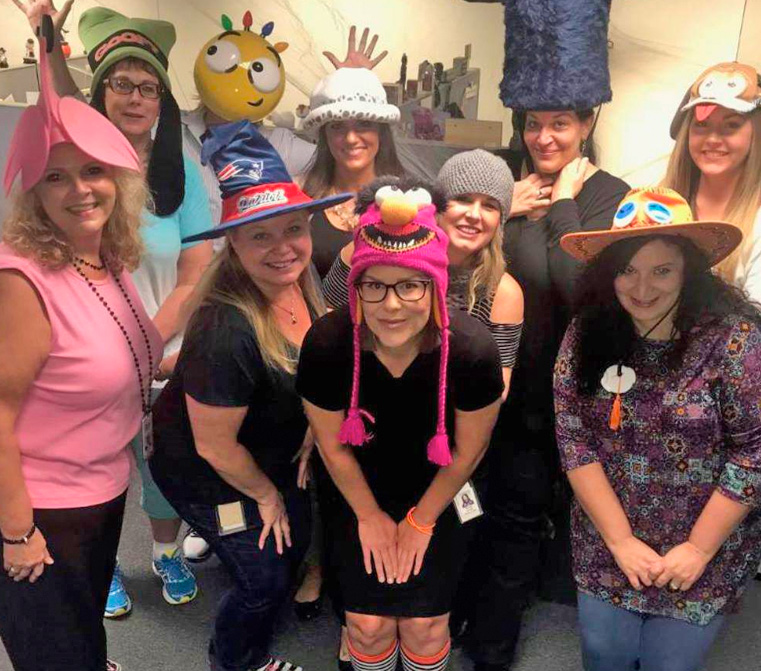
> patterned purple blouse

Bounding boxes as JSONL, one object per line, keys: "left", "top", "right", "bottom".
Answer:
{"left": 554, "top": 314, "right": 761, "bottom": 625}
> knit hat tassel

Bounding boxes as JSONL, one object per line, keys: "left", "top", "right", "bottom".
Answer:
{"left": 339, "top": 320, "right": 375, "bottom": 446}
{"left": 340, "top": 408, "right": 375, "bottom": 446}
{"left": 427, "top": 326, "right": 453, "bottom": 466}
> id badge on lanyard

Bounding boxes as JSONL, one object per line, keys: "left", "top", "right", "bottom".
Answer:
{"left": 454, "top": 480, "right": 484, "bottom": 523}
{"left": 141, "top": 413, "right": 154, "bottom": 461}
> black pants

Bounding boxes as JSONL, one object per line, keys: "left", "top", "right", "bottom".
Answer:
{"left": 0, "top": 493, "right": 127, "bottom": 671}
{"left": 464, "top": 430, "right": 575, "bottom": 668}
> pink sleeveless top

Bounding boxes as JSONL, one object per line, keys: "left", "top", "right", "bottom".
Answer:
{"left": 0, "top": 243, "right": 162, "bottom": 508}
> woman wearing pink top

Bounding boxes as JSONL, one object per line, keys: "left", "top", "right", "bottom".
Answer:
{"left": 0, "top": 19, "right": 160, "bottom": 671}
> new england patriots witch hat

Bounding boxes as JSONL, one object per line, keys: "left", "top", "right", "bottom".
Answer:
{"left": 183, "top": 120, "right": 351, "bottom": 242}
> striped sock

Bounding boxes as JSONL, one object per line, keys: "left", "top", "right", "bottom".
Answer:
{"left": 348, "top": 637, "right": 400, "bottom": 671}
{"left": 400, "top": 640, "right": 451, "bottom": 671}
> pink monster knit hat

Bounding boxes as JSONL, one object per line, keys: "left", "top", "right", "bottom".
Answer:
{"left": 341, "top": 179, "right": 453, "bottom": 466}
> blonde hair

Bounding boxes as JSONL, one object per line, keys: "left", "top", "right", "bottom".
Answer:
{"left": 183, "top": 241, "right": 326, "bottom": 374}
{"left": 467, "top": 223, "right": 506, "bottom": 310}
{"left": 2, "top": 168, "right": 148, "bottom": 273}
{"left": 662, "top": 112, "right": 761, "bottom": 279}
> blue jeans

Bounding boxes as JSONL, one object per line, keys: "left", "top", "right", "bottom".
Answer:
{"left": 165, "top": 490, "right": 310, "bottom": 671}
{"left": 577, "top": 592, "right": 725, "bottom": 671}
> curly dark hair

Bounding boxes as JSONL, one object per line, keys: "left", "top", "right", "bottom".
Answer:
{"left": 354, "top": 175, "right": 448, "bottom": 215}
{"left": 573, "top": 234, "right": 761, "bottom": 394}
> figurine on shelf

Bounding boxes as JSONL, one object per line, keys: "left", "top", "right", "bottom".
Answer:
{"left": 23, "top": 38, "right": 36, "bottom": 64}
{"left": 60, "top": 28, "right": 71, "bottom": 59}
{"left": 0, "top": 48, "right": 8, "bottom": 69}
{"left": 433, "top": 62, "right": 444, "bottom": 107}
{"left": 419, "top": 60, "right": 434, "bottom": 92}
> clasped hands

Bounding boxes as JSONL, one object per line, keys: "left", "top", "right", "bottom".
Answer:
{"left": 608, "top": 535, "right": 712, "bottom": 593}
{"left": 357, "top": 509, "right": 432, "bottom": 585}
{"left": 509, "top": 158, "right": 591, "bottom": 219}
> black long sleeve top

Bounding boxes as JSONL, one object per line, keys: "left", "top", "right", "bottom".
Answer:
{"left": 502, "top": 169, "right": 630, "bottom": 449}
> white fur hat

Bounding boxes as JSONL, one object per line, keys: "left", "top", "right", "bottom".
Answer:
{"left": 302, "top": 68, "right": 400, "bottom": 134}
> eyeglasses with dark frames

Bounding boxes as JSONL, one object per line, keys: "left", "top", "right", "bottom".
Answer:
{"left": 356, "top": 279, "right": 432, "bottom": 303}
{"left": 104, "top": 77, "right": 163, "bottom": 100}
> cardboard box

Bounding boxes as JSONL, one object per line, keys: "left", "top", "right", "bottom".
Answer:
{"left": 444, "top": 119, "right": 502, "bottom": 148}
{"left": 383, "top": 82, "right": 404, "bottom": 106}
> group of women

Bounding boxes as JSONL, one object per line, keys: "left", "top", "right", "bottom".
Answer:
{"left": 0, "top": 4, "right": 760, "bottom": 671}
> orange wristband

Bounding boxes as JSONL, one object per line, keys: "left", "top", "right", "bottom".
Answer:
{"left": 406, "top": 507, "right": 435, "bottom": 536}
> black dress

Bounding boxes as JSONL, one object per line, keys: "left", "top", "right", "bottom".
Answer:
{"left": 296, "top": 307, "right": 503, "bottom": 617}
{"left": 310, "top": 210, "right": 353, "bottom": 280}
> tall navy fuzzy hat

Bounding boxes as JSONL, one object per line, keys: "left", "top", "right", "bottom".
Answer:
{"left": 499, "top": 0, "right": 612, "bottom": 111}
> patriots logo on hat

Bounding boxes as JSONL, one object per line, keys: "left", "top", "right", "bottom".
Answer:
{"left": 218, "top": 158, "right": 265, "bottom": 183}
{"left": 237, "top": 187, "right": 288, "bottom": 214}
{"left": 183, "top": 121, "right": 351, "bottom": 242}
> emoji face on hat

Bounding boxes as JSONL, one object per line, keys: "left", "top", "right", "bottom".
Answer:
{"left": 612, "top": 188, "right": 694, "bottom": 230}
{"left": 560, "top": 186, "right": 743, "bottom": 266}
{"left": 682, "top": 62, "right": 761, "bottom": 121}
{"left": 194, "top": 13, "right": 288, "bottom": 123}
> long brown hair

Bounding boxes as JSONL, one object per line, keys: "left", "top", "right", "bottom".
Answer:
{"left": 662, "top": 112, "right": 761, "bottom": 280}
{"left": 302, "top": 123, "right": 405, "bottom": 198}
{"left": 183, "top": 237, "right": 326, "bottom": 374}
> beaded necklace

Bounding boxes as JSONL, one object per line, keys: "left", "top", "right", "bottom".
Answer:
{"left": 71, "top": 257, "right": 154, "bottom": 416}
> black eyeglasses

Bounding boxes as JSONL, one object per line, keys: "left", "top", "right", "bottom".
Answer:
{"left": 104, "top": 77, "right": 163, "bottom": 100}
{"left": 356, "top": 279, "right": 432, "bottom": 303}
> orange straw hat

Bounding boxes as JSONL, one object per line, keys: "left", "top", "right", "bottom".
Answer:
{"left": 560, "top": 187, "right": 742, "bottom": 266}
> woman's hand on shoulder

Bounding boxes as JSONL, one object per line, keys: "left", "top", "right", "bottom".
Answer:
{"left": 3, "top": 528, "right": 54, "bottom": 583}
{"left": 357, "top": 509, "right": 398, "bottom": 584}
{"left": 395, "top": 517, "right": 432, "bottom": 583}
{"left": 550, "top": 157, "right": 592, "bottom": 204}
{"left": 607, "top": 534, "right": 664, "bottom": 590}
{"left": 509, "top": 173, "right": 554, "bottom": 219}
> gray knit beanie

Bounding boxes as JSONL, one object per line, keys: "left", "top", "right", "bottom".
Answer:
{"left": 435, "top": 149, "right": 515, "bottom": 224}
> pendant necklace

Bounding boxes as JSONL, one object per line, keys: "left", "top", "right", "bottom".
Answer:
{"left": 602, "top": 301, "right": 678, "bottom": 431}
{"left": 272, "top": 285, "right": 299, "bottom": 325}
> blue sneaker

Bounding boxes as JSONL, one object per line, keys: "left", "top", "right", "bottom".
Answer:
{"left": 152, "top": 548, "right": 198, "bottom": 605}
{"left": 104, "top": 561, "right": 132, "bottom": 619}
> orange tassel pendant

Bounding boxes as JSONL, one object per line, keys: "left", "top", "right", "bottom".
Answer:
{"left": 609, "top": 393, "right": 622, "bottom": 431}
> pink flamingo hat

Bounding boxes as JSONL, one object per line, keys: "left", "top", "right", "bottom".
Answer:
{"left": 3, "top": 15, "right": 139, "bottom": 196}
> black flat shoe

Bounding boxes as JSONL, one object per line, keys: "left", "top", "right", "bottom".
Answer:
{"left": 294, "top": 596, "right": 322, "bottom": 621}
{"left": 337, "top": 658, "right": 352, "bottom": 671}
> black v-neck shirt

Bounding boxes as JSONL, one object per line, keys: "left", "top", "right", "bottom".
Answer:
{"left": 502, "top": 169, "right": 629, "bottom": 444}
{"left": 150, "top": 302, "right": 311, "bottom": 505}
{"left": 297, "top": 307, "right": 503, "bottom": 515}
{"left": 310, "top": 210, "right": 354, "bottom": 280}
